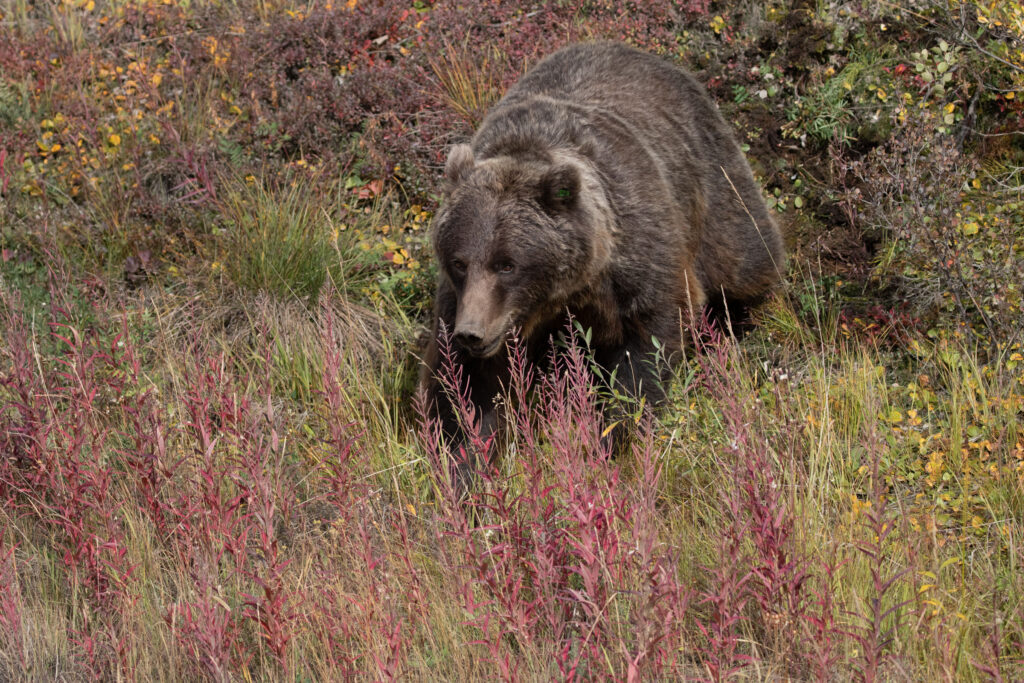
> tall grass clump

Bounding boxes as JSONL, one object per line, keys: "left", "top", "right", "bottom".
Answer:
{"left": 216, "top": 172, "right": 363, "bottom": 303}
{"left": 428, "top": 41, "right": 504, "bottom": 129}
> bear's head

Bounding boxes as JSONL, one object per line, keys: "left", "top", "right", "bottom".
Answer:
{"left": 432, "top": 144, "right": 615, "bottom": 358}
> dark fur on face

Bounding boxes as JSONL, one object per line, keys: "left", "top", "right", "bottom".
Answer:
{"left": 433, "top": 150, "right": 606, "bottom": 356}
{"left": 421, "top": 41, "right": 786, "bottom": 473}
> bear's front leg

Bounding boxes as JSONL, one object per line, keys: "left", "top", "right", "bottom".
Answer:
{"left": 594, "top": 332, "right": 672, "bottom": 454}
{"left": 422, "top": 328, "right": 507, "bottom": 494}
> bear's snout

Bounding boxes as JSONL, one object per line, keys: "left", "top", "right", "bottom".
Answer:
{"left": 453, "top": 328, "right": 485, "bottom": 352}
{"left": 454, "top": 272, "right": 509, "bottom": 357}
{"left": 452, "top": 322, "right": 506, "bottom": 357}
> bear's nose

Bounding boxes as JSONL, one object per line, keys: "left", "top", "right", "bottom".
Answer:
{"left": 453, "top": 330, "right": 484, "bottom": 351}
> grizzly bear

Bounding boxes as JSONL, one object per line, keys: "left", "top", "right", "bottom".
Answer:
{"left": 422, "top": 41, "right": 784, "bottom": 459}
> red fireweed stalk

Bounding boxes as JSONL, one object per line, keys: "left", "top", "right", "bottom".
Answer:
{"left": 691, "top": 317, "right": 819, "bottom": 680}
{"left": 1, "top": 279, "right": 141, "bottom": 679}
{"left": 238, "top": 389, "right": 301, "bottom": 672}
{"left": 800, "top": 559, "right": 847, "bottom": 681}
{"left": 847, "top": 427, "right": 912, "bottom": 683}
{"left": 420, "top": 324, "right": 689, "bottom": 680}
{"left": 165, "top": 349, "right": 251, "bottom": 680}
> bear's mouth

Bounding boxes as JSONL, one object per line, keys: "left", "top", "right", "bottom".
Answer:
{"left": 463, "top": 334, "right": 507, "bottom": 359}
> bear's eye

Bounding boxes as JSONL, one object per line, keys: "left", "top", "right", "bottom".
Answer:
{"left": 495, "top": 262, "right": 515, "bottom": 274}
{"left": 450, "top": 259, "right": 467, "bottom": 275}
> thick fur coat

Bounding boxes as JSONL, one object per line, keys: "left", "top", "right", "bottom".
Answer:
{"left": 423, "top": 41, "right": 785, "bottom": 449}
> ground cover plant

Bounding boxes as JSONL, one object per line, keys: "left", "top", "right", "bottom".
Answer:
{"left": 1, "top": 0, "right": 1022, "bottom": 679}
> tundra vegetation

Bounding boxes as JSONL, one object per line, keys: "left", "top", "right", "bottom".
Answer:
{"left": 0, "top": 0, "right": 1022, "bottom": 680}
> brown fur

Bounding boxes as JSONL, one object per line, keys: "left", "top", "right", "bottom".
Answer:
{"left": 422, "top": 41, "right": 785, "bottom": 456}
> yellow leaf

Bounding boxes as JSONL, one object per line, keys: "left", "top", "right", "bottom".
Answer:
{"left": 108, "top": 133, "right": 121, "bottom": 146}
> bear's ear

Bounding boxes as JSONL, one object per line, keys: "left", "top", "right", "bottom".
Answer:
{"left": 444, "top": 144, "right": 475, "bottom": 187}
{"left": 538, "top": 164, "right": 580, "bottom": 214}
